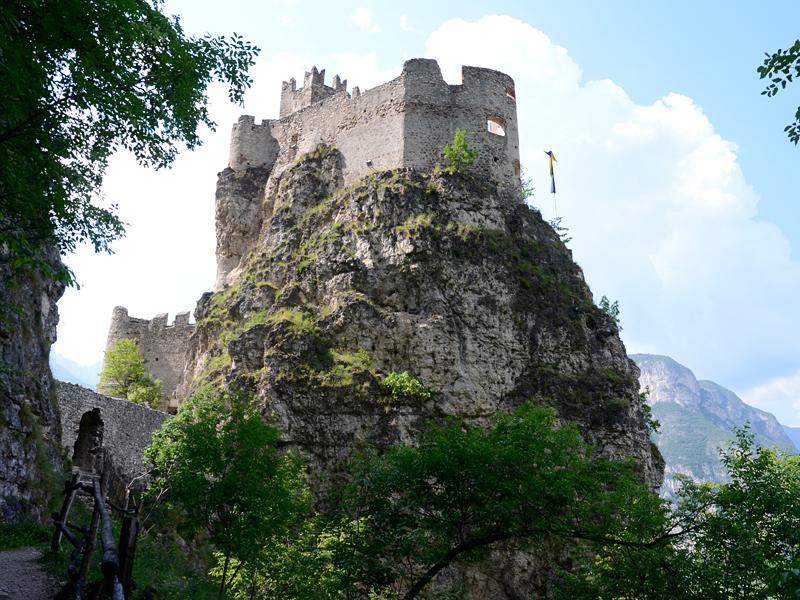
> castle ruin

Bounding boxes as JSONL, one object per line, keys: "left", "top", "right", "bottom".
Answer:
{"left": 217, "top": 58, "right": 521, "bottom": 289}
{"left": 101, "top": 58, "right": 521, "bottom": 411}
{"left": 101, "top": 306, "right": 194, "bottom": 412}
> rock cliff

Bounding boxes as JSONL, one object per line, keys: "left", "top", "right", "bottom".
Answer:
{"left": 0, "top": 248, "right": 65, "bottom": 521}
{"left": 182, "top": 147, "right": 662, "bottom": 486}
{"left": 633, "top": 353, "right": 795, "bottom": 498}
{"left": 177, "top": 147, "right": 663, "bottom": 595}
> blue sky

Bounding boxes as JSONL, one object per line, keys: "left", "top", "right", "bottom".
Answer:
{"left": 53, "top": 1, "right": 800, "bottom": 424}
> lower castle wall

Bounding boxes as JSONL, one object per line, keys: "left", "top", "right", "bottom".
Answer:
{"left": 56, "top": 381, "right": 168, "bottom": 500}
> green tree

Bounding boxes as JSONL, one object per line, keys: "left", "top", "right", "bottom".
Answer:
{"left": 333, "top": 403, "right": 664, "bottom": 600}
{"left": 144, "top": 388, "right": 310, "bottom": 599}
{"left": 598, "top": 295, "right": 621, "bottom": 329}
{"left": 560, "top": 429, "right": 800, "bottom": 599}
{"left": 441, "top": 128, "right": 477, "bottom": 174}
{"left": 0, "top": 1, "right": 258, "bottom": 283}
{"left": 97, "top": 338, "right": 162, "bottom": 407}
{"left": 758, "top": 39, "right": 800, "bottom": 144}
{"left": 520, "top": 166, "right": 535, "bottom": 200}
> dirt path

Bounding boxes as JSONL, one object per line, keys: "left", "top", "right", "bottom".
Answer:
{"left": 0, "top": 547, "right": 57, "bottom": 600}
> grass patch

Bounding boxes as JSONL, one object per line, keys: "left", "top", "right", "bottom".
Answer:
{"left": 396, "top": 212, "right": 436, "bottom": 236}
{"left": 294, "top": 222, "right": 343, "bottom": 273}
{"left": 268, "top": 308, "right": 319, "bottom": 336}
{"left": 607, "top": 397, "right": 630, "bottom": 411}
{"left": 0, "top": 519, "right": 51, "bottom": 550}
{"left": 316, "top": 349, "right": 376, "bottom": 389}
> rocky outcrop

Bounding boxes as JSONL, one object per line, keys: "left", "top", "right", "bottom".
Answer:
{"left": 0, "top": 248, "right": 65, "bottom": 521}
{"left": 214, "top": 165, "right": 271, "bottom": 291}
{"left": 176, "top": 147, "right": 663, "bottom": 596}
{"left": 633, "top": 354, "right": 796, "bottom": 498}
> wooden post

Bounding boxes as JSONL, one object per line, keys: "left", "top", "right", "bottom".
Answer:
{"left": 51, "top": 472, "right": 80, "bottom": 552}
{"left": 77, "top": 482, "right": 101, "bottom": 583}
{"left": 118, "top": 503, "right": 140, "bottom": 598}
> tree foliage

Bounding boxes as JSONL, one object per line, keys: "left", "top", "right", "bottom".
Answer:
{"left": 0, "top": 0, "right": 258, "bottom": 283}
{"left": 598, "top": 295, "right": 621, "bottom": 329}
{"left": 332, "top": 403, "right": 663, "bottom": 599}
{"left": 380, "top": 371, "right": 432, "bottom": 401}
{"left": 758, "top": 39, "right": 800, "bottom": 144}
{"left": 97, "top": 338, "right": 162, "bottom": 407}
{"left": 441, "top": 128, "right": 477, "bottom": 174}
{"left": 144, "top": 388, "right": 309, "bottom": 599}
{"left": 559, "top": 429, "right": 800, "bottom": 599}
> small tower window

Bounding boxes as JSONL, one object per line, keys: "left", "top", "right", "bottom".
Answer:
{"left": 506, "top": 87, "right": 516, "bottom": 101}
{"left": 487, "top": 117, "right": 506, "bottom": 137}
{"left": 513, "top": 160, "right": 521, "bottom": 177}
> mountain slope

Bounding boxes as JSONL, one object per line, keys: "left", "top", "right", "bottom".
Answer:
{"left": 633, "top": 354, "right": 795, "bottom": 497}
{"left": 49, "top": 353, "right": 101, "bottom": 389}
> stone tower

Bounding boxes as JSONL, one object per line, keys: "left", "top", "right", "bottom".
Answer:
{"left": 101, "top": 306, "right": 194, "bottom": 412}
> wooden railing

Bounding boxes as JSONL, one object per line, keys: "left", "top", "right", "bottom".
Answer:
{"left": 51, "top": 469, "right": 141, "bottom": 599}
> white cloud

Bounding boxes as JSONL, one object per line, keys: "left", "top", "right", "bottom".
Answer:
{"left": 742, "top": 371, "right": 800, "bottom": 426}
{"left": 426, "top": 16, "right": 800, "bottom": 418}
{"left": 350, "top": 7, "right": 381, "bottom": 33}
{"left": 279, "top": 15, "right": 296, "bottom": 27}
{"left": 399, "top": 14, "right": 423, "bottom": 35}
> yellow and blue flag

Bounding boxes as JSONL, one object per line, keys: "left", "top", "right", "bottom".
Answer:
{"left": 545, "top": 150, "right": 556, "bottom": 194}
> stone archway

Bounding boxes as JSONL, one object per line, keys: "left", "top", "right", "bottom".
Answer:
{"left": 72, "top": 408, "right": 103, "bottom": 472}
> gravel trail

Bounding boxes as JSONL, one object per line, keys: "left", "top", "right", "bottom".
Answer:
{"left": 0, "top": 547, "right": 56, "bottom": 600}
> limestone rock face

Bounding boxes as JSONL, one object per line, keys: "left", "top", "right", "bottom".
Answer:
{"left": 214, "top": 165, "right": 271, "bottom": 291}
{"left": 179, "top": 148, "right": 663, "bottom": 595}
{"left": 634, "top": 353, "right": 794, "bottom": 498}
{"left": 0, "top": 247, "right": 66, "bottom": 521}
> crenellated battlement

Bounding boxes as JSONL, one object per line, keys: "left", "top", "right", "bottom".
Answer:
{"left": 220, "top": 57, "right": 521, "bottom": 289}
{"left": 103, "top": 306, "right": 194, "bottom": 412}
{"left": 279, "top": 65, "right": 350, "bottom": 118}
{"left": 230, "top": 58, "right": 520, "bottom": 185}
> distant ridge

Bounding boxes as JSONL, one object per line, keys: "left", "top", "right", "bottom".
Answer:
{"left": 49, "top": 352, "right": 101, "bottom": 390}
{"left": 632, "top": 354, "right": 796, "bottom": 498}
{"left": 784, "top": 425, "right": 800, "bottom": 451}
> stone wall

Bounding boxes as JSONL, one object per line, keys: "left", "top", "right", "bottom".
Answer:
{"left": 102, "top": 307, "right": 193, "bottom": 411}
{"left": 56, "top": 381, "right": 167, "bottom": 500}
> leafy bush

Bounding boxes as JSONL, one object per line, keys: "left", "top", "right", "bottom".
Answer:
{"left": 380, "top": 371, "right": 432, "bottom": 401}
{"left": 441, "top": 128, "right": 477, "bottom": 174}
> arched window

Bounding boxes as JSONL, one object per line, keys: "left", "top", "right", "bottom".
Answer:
{"left": 506, "top": 87, "right": 516, "bottom": 101}
{"left": 487, "top": 116, "right": 506, "bottom": 137}
{"left": 513, "top": 159, "right": 521, "bottom": 177}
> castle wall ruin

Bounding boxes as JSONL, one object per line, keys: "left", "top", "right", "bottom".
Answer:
{"left": 217, "top": 58, "right": 521, "bottom": 289}
{"left": 56, "top": 381, "right": 168, "bottom": 501}
{"left": 102, "top": 307, "right": 194, "bottom": 412}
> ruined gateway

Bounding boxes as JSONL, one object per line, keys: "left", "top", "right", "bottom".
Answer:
{"left": 102, "top": 58, "right": 664, "bottom": 596}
